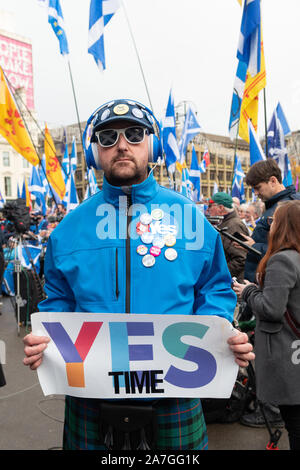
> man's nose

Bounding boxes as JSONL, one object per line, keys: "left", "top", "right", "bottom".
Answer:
{"left": 116, "top": 132, "right": 129, "bottom": 150}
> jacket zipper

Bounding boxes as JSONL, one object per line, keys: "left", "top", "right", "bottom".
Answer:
{"left": 115, "top": 248, "right": 119, "bottom": 300}
{"left": 125, "top": 194, "right": 132, "bottom": 313}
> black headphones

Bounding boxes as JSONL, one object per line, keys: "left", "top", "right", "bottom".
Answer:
{"left": 83, "top": 99, "right": 163, "bottom": 169}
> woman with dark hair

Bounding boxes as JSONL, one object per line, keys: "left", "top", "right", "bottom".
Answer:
{"left": 233, "top": 200, "right": 300, "bottom": 450}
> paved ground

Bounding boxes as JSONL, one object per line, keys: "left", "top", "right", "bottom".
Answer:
{"left": 0, "top": 295, "right": 290, "bottom": 451}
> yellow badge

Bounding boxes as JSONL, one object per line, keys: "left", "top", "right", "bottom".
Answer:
{"left": 113, "top": 104, "right": 129, "bottom": 115}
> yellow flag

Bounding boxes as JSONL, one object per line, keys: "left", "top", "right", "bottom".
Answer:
{"left": 237, "top": 0, "right": 242, "bottom": 5}
{"left": 239, "top": 38, "right": 266, "bottom": 142}
{"left": 44, "top": 124, "right": 66, "bottom": 200}
{"left": 0, "top": 67, "right": 39, "bottom": 166}
{"left": 25, "top": 178, "right": 32, "bottom": 211}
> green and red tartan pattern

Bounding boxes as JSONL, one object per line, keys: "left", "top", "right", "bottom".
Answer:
{"left": 63, "top": 396, "right": 208, "bottom": 450}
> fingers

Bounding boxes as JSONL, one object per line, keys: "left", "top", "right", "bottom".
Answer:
{"left": 23, "top": 334, "right": 50, "bottom": 369}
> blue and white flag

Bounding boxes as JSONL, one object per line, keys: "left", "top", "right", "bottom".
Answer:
{"left": 231, "top": 155, "right": 245, "bottom": 202}
{"left": 88, "top": 0, "right": 120, "bottom": 71}
{"left": 40, "top": 0, "right": 69, "bottom": 55}
{"left": 29, "top": 165, "right": 47, "bottom": 215}
{"left": 249, "top": 119, "right": 266, "bottom": 165}
{"left": 0, "top": 188, "right": 5, "bottom": 208}
{"left": 180, "top": 168, "right": 193, "bottom": 200}
{"left": 178, "top": 106, "right": 202, "bottom": 166}
{"left": 213, "top": 181, "right": 219, "bottom": 195}
{"left": 62, "top": 144, "right": 69, "bottom": 183}
{"left": 17, "top": 243, "right": 42, "bottom": 274}
{"left": 276, "top": 102, "right": 291, "bottom": 136}
{"left": 237, "top": 0, "right": 261, "bottom": 76}
{"left": 70, "top": 136, "right": 77, "bottom": 173}
{"left": 162, "top": 89, "right": 180, "bottom": 174}
{"left": 267, "top": 105, "right": 293, "bottom": 187}
{"left": 189, "top": 145, "right": 201, "bottom": 202}
{"left": 64, "top": 169, "right": 79, "bottom": 213}
{"left": 229, "top": 60, "right": 248, "bottom": 140}
{"left": 88, "top": 168, "right": 99, "bottom": 196}
{"left": 39, "top": 155, "right": 50, "bottom": 197}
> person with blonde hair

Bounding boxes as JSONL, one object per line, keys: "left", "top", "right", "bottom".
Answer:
{"left": 233, "top": 200, "right": 300, "bottom": 450}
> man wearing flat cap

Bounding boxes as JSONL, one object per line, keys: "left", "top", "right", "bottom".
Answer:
{"left": 208, "top": 192, "right": 249, "bottom": 282}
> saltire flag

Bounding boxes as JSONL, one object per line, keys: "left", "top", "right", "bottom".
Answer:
{"left": 17, "top": 183, "right": 21, "bottom": 199}
{"left": 189, "top": 145, "right": 201, "bottom": 202}
{"left": 180, "top": 167, "right": 193, "bottom": 200}
{"left": 88, "top": 168, "right": 99, "bottom": 195}
{"left": 17, "top": 243, "right": 42, "bottom": 274}
{"left": 178, "top": 106, "right": 202, "bottom": 170}
{"left": 248, "top": 119, "right": 266, "bottom": 165}
{"left": 199, "top": 159, "right": 206, "bottom": 173}
{"left": 70, "top": 136, "right": 77, "bottom": 173}
{"left": 64, "top": 169, "right": 79, "bottom": 213}
{"left": 267, "top": 103, "right": 292, "bottom": 187}
{"left": 39, "top": 0, "right": 69, "bottom": 55}
{"left": 228, "top": 60, "right": 248, "bottom": 140}
{"left": 61, "top": 141, "right": 70, "bottom": 183}
{"left": 88, "top": 0, "right": 120, "bottom": 71}
{"left": 29, "top": 165, "right": 47, "bottom": 215}
{"left": 231, "top": 154, "right": 245, "bottom": 202}
{"left": 237, "top": 0, "right": 261, "bottom": 77}
{"left": 202, "top": 147, "right": 210, "bottom": 167}
{"left": 39, "top": 154, "right": 50, "bottom": 197}
{"left": 44, "top": 124, "right": 66, "bottom": 200}
{"left": 0, "top": 188, "right": 5, "bottom": 208}
{"left": 276, "top": 102, "right": 291, "bottom": 136}
{"left": 0, "top": 66, "right": 39, "bottom": 166}
{"left": 162, "top": 89, "right": 180, "bottom": 174}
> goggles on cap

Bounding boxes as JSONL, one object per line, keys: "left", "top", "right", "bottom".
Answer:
{"left": 95, "top": 126, "right": 148, "bottom": 148}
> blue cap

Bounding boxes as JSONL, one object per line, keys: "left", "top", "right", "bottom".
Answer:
{"left": 91, "top": 99, "right": 156, "bottom": 141}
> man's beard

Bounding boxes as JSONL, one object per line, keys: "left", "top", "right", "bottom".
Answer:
{"left": 106, "top": 153, "right": 145, "bottom": 187}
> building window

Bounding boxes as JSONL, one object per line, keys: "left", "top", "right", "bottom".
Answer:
{"left": 4, "top": 176, "right": 12, "bottom": 197}
{"left": 3, "top": 152, "right": 10, "bottom": 167}
{"left": 23, "top": 159, "right": 30, "bottom": 168}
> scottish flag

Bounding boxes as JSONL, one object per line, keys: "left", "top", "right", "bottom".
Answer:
{"left": 64, "top": 170, "right": 79, "bottom": 213}
{"left": 189, "top": 145, "right": 201, "bottom": 202}
{"left": 181, "top": 168, "right": 193, "bottom": 200}
{"left": 88, "top": 168, "right": 99, "bottom": 195}
{"left": 62, "top": 144, "right": 69, "bottom": 182}
{"left": 229, "top": 60, "right": 248, "bottom": 139}
{"left": 162, "top": 89, "right": 180, "bottom": 173}
{"left": 40, "top": 0, "right": 69, "bottom": 55}
{"left": 70, "top": 137, "right": 77, "bottom": 173}
{"left": 39, "top": 155, "right": 50, "bottom": 197}
{"left": 237, "top": 0, "right": 261, "bottom": 76}
{"left": 213, "top": 181, "right": 219, "bottom": 195}
{"left": 88, "top": 0, "right": 120, "bottom": 71}
{"left": 0, "top": 188, "right": 5, "bottom": 208}
{"left": 249, "top": 119, "right": 266, "bottom": 165}
{"left": 231, "top": 155, "right": 245, "bottom": 202}
{"left": 178, "top": 106, "right": 202, "bottom": 166}
{"left": 17, "top": 244, "right": 42, "bottom": 274}
{"left": 267, "top": 104, "right": 293, "bottom": 187}
{"left": 29, "top": 165, "right": 47, "bottom": 215}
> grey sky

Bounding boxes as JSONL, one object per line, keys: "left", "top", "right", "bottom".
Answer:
{"left": 0, "top": 0, "right": 299, "bottom": 139}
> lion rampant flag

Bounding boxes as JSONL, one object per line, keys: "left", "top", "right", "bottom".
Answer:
{"left": 0, "top": 66, "right": 39, "bottom": 166}
{"left": 44, "top": 124, "right": 66, "bottom": 200}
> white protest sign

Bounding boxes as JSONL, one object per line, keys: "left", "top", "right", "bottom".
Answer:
{"left": 31, "top": 312, "right": 239, "bottom": 399}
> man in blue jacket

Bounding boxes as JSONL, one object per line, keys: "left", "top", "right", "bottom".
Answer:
{"left": 23, "top": 99, "right": 254, "bottom": 450}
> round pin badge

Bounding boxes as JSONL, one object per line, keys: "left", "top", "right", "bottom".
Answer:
{"left": 142, "top": 254, "right": 155, "bottom": 267}
{"left": 164, "top": 234, "right": 176, "bottom": 247}
{"left": 137, "top": 244, "right": 148, "bottom": 256}
{"left": 113, "top": 104, "right": 129, "bottom": 115}
{"left": 136, "top": 222, "right": 149, "bottom": 235}
{"left": 151, "top": 208, "right": 164, "bottom": 221}
{"left": 152, "top": 237, "right": 165, "bottom": 249}
{"left": 132, "top": 108, "right": 144, "bottom": 119}
{"left": 141, "top": 232, "right": 154, "bottom": 244}
{"left": 150, "top": 246, "right": 161, "bottom": 257}
{"left": 165, "top": 248, "right": 178, "bottom": 261}
{"left": 140, "top": 212, "right": 152, "bottom": 225}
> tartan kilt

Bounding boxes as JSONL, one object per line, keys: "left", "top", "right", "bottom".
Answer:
{"left": 63, "top": 396, "right": 208, "bottom": 451}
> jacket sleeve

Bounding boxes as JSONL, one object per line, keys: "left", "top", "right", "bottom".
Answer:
{"left": 38, "top": 236, "right": 76, "bottom": 312}
{"left": 193, "top": 232, "right": 237, "bottom": 322}
{"left": 242, "top": 252, "right": 298, "bottom": 322}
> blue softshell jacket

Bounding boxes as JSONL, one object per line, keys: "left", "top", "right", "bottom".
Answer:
{"left": 39, "top": 173, "right": 236, "bottom": 321}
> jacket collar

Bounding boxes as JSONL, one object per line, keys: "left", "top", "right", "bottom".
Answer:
{"left": 102, "top": 171, "right": 159, "bottom": 207}
{"left": 265, "top": 185, "right": 296, "bottom": 209}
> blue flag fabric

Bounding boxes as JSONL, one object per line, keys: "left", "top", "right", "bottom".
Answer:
{"left": 231, "top": 155, "right": 245, "bottom": 202}
{"left": 229, "top": 60, "right": 248, "bottom": 139}
{"left": 181, "top": 168, "right": 193, "bottom": 200}
{"left": 178, "top": 106, "right": 202, "bottom": 166}
{"left": 267, "top": 105, "right": 293, "bottom": 187}
{"left": 88, "top": 0, "right": 120, "bottom": 71}
{"left": 162, "top": 89, "right": 180, "bottom": 173}
{"left": 46, "top": 0, "right": 69, "bottom": 55}
{"left": 29, "top": 165, "right": 47, "bottom": 215}
{"left": 70, "top": 137, "right": 77, "bottom": 173}
{"left": 21, "top": 178, "right": 26, "bottom": 200}
{"left": 275, "top": 102, "right": 291, "bottom": 136}
{"left": 0, "top": 188, "right": 5, "bottom": 208}
{"left": 64, "top": 169, "right": 79, "bottom": 213}
{"left": 249, "top": 120, "right": 266, "bottom": 165}
{"left": 237, "top": 0, "right": 261, "bottom": 76}
{"left": 189, "top": 145, "right": 201, "bottom": 202}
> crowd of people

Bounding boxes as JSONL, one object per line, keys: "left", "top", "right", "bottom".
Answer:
{"left": 0, "top": 98, "right": 296, "bottom": 451}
